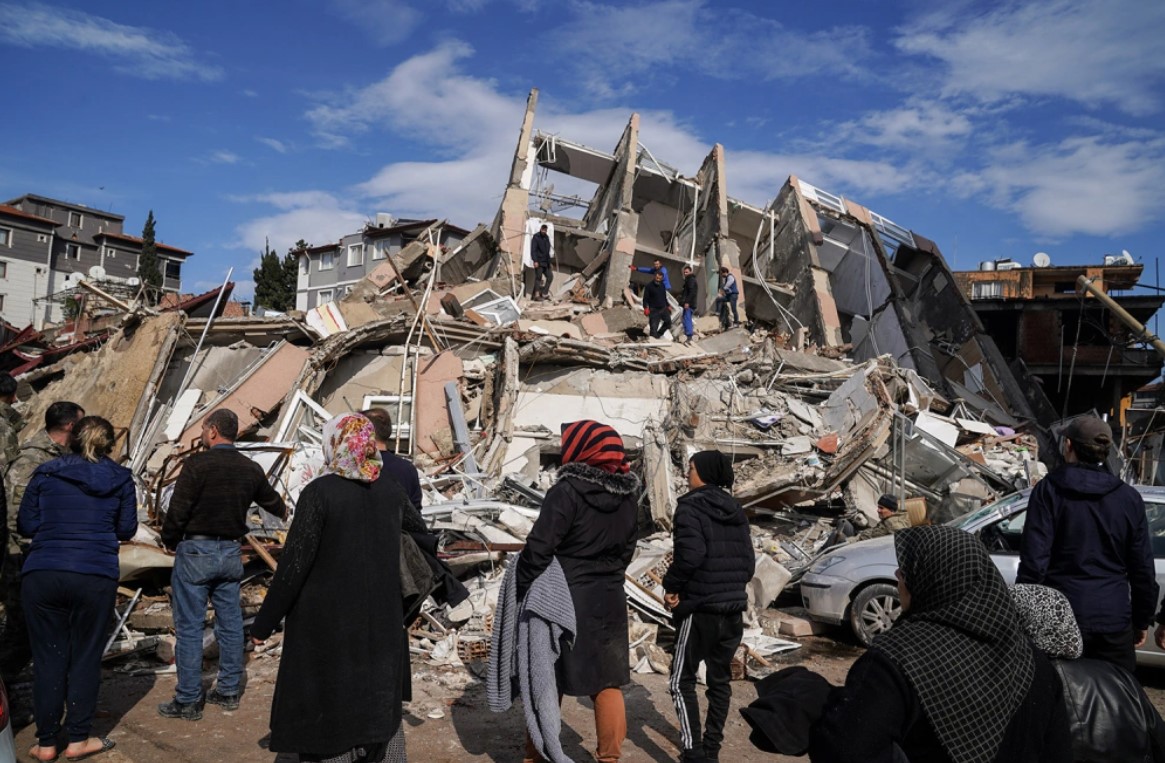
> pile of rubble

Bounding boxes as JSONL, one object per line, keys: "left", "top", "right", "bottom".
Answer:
{"left": 1, "top": 91, "right": 1058, "bottom": 679}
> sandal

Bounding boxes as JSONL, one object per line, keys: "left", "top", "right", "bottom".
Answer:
{"left": 27, "top": 745, "right": 59, "bottom": 762}
{"left": 64, "top": 738, "right": 115, "bottom": 762}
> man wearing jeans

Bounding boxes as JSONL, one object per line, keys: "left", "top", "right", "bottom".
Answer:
{"left": 159, "top": 409, "right": 286, "bottom": 720}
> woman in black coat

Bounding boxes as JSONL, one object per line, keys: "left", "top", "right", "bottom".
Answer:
{"left": 809, "top": 525, "right": 1071, "bottom": 763}
{"left": 516, "top": 420, "right": 640, "bottom": 763}
{"left": 251, "top": 413, "right": 409, "bottom": 763}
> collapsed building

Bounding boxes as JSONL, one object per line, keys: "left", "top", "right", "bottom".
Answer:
{"left": 6, "top": 86, "right": 1154, "bottom": 677}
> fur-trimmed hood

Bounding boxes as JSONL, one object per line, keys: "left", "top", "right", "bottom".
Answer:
{"left": 557, "top": 462, "right": 640, "bottom": 513}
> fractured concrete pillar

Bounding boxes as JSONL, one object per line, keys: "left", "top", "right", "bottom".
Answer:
{"left": 599, "top": 209, "right": 639, "bottom": 305}
{"left": 491, "top": 88, "right": 539, "bottom": 292}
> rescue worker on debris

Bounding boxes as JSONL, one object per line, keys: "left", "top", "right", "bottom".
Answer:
{"left": 644, "top": 270, "right": 673, "bottom": 339}
{"left": 631, "top": 257, "right": 671, "bottom": 290}
{"left": 531, "top": 224, "right": 552, "bottom": 301}
{"left": 1, "top": 400, "right": 84, "bottom": 687}
{"left": 0, "top": 373, "right": 24, "bottom": 469}
{"left": 679, "top": 265, "right": 699, "bottom": 345}
{"left": 849, "top": 493, "right": 911, "bottom": 543}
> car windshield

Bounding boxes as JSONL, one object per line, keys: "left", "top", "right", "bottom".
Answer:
{"left": 946, "top": 492, "right": 1027, "bottom": 530}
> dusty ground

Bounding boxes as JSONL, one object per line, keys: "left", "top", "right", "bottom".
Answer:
{"left": 13, "top": 626, "right": 1165, "bottom": 762}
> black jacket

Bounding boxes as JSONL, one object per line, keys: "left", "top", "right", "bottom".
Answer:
{"left": 1016, "top": 464, "right": 1158, "bottom": 633}
{"left": 680, "top": 273, "right": 698, "bottom": 308}
{"left": 1053, "top": 657, "right": 1165, "bottom": 762}
{"left": 808, "top": 648, "right": 1071, "bottom": 763}
{"left": 663, "top": 485, "right": 754, "bottom": 617}
{"left": 531, "top": 231, "right": 551, "bottom": 266}
{"left": 643, "top": 279, "right": 670, "bottom": 311}
{"left": 517, "top": 462, "right": 639, "bottom": 696}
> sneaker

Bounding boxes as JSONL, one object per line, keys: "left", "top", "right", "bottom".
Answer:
{"left": 206, "top": 689, "right": 240, "bottom": 711}
{"left": 157, "top": 698, "right": 202, "bottom": 721}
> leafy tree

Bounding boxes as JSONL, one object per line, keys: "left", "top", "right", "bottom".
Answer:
{"left": 137, "top": 210, "right": 163, "bottom": 304}
{"left": 252, "top": 238, "right": 305, "bottom": 312}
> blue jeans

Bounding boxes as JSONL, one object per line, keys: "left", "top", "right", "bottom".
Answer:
{"left": 682, "top": 306, "right": 694, "bottom": 337}
{"left": 171, "top": 540, "right": 244, "bottom": 703}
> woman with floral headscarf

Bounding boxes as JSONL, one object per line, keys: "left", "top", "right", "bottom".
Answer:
{"left": 809, "top": 526, "right": 1070, "bottom": 763}
{"left": 252, "top": 413, "right": 412, "bottom": 763}
{"left": 516, "top": 420, "right": 641, "bottom": 763}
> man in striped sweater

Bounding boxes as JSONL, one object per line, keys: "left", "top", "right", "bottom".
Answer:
{"left": 664, "top": 450, "right": 755, "bottom": 763}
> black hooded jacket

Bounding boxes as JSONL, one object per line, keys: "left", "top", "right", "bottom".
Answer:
{"left": 1017, "top": 464, "right": 1158, "bottom": 634}
{"left": 517, "top": 462, "right": 640, "bottom": 695}
{"left": 680, "top": 273, "right": 699, "bottom": 308}
{"left": 663, "top": 485, "right": 755, "bottom": 617}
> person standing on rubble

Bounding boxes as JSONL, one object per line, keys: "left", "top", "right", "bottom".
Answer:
{"left": 1016, "top": 415, "right": 1157, "bottom": 674}
{"left": 0, "top": 373, "right": 23, "bottom": 470}
{"left": 848, "top": 494, "right": 911, "bottom": 543}
{"left": 663, "top": 450, "right": 754, "bottom": 763}
{"left": 631, "top": 258, "right": 671, "bottom": 290}
{"left": 531, "top": 224, "right": 553, "bottom": 301}
{"left": 644, "top": 270, "right": 673, "bottom": 340}
{"left": 158, "top": 408, "right": 287, "bottom": 721}
{"left": 679, "top": 265, "right": 698, "bottom": 345}
{"left": 1, "top": 400, "right": 84, "bottom": 694}
{"left": 714, "top": 267, "right": 739, "bottom": 329}
{"left": 20, "top": 416, "right": 136, "bottom": 763}
{"left": 516, "top": 420, "right": 640, "bottom": 763}
{"left": 251, "top": 413, "right": 410, "bottom": 763}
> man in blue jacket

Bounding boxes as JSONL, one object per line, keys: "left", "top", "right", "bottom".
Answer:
{"left": 1017, "top": 416, "right": 1158, "bottom": 673}
{"left": 664, "top": 451, "right": 755, "bottom": 763}
{"left": 630, "top": 258, "right": 670, "bottom": 290}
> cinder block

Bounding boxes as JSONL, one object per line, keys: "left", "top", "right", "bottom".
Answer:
{"left": 776, "top": 613, "right": 828, "bottom": 637}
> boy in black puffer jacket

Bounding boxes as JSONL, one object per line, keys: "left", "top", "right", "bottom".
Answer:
{"left": 663, "top": 450, "right": 755, "bottom": 763}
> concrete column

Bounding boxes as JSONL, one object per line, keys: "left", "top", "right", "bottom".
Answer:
{"left": 599, "top": 210, "right": 639, "bottom": 304}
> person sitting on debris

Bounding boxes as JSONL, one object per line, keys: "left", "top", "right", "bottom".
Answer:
{"left": 808, "top": 525, "right": 1071, "bottom": 763}
{"left": 663, "top": 450, "right": 755, "bottom": 763}
{"left": 644, "top": 270, "right": 673, "bottom": 340}
{"left": 1012, "top": 583, "right": 1165, "bottom": 762}
{"left": 531, "top": 224, "right": 553, "bottom": 301}
{"left": 515, "top": 420, "right": 640, "bottom": 763}
{"left": 251, "top": 413, "right": 410, "bottom": 763}
{"left": 631, "top": 257, "right": 671, "bottom": 290}
{"left": 20, "top": 416, "right": 136, "bottom": 763}
{"left": 848, "top": 493, "right": 911, "bottom": 543}
{"left": 714, "top": 267, "right": 739, "bottom": 329}
{"left": 158, "top": 408, "right": 287, "bottom": 721}
{"left": 1, "top": 400, "right": 84, "bottom": 700}
{"left": 679, "top": 265, "right": 699, "bottom": 345}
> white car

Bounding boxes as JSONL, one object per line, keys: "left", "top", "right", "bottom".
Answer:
{"left": 800, "top": 485, "right": 1165, "bottom": 666}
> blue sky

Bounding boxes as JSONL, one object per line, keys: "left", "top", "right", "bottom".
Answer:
{"left": 1, "top": 0, "right": 1164, "bottom": 300}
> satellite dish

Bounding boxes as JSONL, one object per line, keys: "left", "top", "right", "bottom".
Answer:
{"left": 63, "top": 272, "right": 83, "bottom": 288}
{"left": 127, "top": 277, "right": 141, "bottom": 286}
{"left": 1032, "top": 252, "right": 1051, "bottom": 268}
{"left": 88, "top": 265, "right": 106, "bottom": 280}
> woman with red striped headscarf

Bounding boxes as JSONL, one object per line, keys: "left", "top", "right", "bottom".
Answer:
{"left": 516, "top": 420, "right": 641, "bottom": 763}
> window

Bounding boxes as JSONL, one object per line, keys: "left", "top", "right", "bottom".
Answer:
{"left": 67, "top": 211, "right": 83, "bottom": 228}
{"left": 0, "top": 227, "right": 10, "bottom": 247}
{"left": 971, "top": 281, "right": 1002, "bottom": 299}
{"left": 105, "top": 247, "right": 116, "bottom": 258}
{"left": 65, "top": 244, "right": 80, "bottom": 260}
{"left": 0, "top": 295, "right": 5, "bottom": 311}
{"left": 316, "top": 289, "right": 334, "bottom": 305}
{"left": 37, "top": 234, "right": 48, "bottom": 243}
{"left": 0, "top": 262, "right": 7, "bottom": 279}
{"left": 347, "top": 243, "right": 364, "bottom": 267}
{"left": 300, "top": 256, "right": 309, "bottom": 275}
{"left": 371, "top": 241, "right": 386, "bottom": 260}
{"left": 165, "top": 260, "right": 181, "bottom": 279}
{"left": 319, "top": 251, "right": 335, "bottom": 271}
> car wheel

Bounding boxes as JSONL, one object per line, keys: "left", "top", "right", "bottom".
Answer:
{"left": 849, "top": 583, "right": 902, "bottom": 646}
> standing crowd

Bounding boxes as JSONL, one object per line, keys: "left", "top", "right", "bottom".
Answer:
{"left": 1, "top": 354, "right": 1162, "bottom": 763}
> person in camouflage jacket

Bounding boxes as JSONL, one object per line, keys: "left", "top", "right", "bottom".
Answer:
{"left": 850, "top": 493, "right": 913, "bottom": 542}
{"left": 0, "top": 374, "right": 23, "bottom": 471}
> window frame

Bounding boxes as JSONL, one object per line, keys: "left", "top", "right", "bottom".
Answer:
{"left": 67, "top": 211, "right": 83, "bottom": 228}
{"left": 371, "top": 240, "right": 387, "bottom": 261}
{"left": 0, "top": 227, "right": 11, "bottom": 247}
{"left": 347, "top": 243, "right": 364, "bottom": 267}
{"left": 316, "top": 289, "right": 334, "bottom": 305}
{"left": 0, "top": 261, "right": 8, "bottom": 279}
{"left": 318, "top": 251, "right": 335, "bottom": 271}
{"left": 65, "top": 243, "right": 81, "bottom": 260}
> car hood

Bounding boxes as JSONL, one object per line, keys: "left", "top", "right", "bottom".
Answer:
{"left": 810, "top": 534, "right": 896, "bottom": 577}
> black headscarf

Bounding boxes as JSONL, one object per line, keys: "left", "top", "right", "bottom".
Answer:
{"left": 873, "top": 526, "right": 1035, "bottom": 763}
{"left": 691, "top": 450, "right": 733, "bottom": 489}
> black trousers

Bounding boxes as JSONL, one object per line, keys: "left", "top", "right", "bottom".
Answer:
{"left": 1082, "top": 628, "right": 1137, "bottom": 674}
{"left": 533, "top": 265, "right": 552, "bottom": 297}
{"left": 23, "top": 570, "right": 117, "bottom": 746}
{"left": 0, "top": 548, "right": 31, "bottom": 681}
{"left": 669, "top": 611, "right": 743, "bottom": 761}
{"left": 649, "top": 307, "right": 672, "bottom": 338}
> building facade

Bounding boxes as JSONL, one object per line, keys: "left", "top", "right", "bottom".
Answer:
{"left": 1, "top": 194, "right": 193, "bottom": 328}
{"left": 295, "top": 216, "right": 467, "bottom": 311}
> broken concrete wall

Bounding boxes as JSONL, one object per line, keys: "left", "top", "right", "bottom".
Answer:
{"left": 491, "top": 88, "right": 539, "bottom": 290}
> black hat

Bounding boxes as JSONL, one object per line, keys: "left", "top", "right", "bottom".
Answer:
{"left": 877, "top": 493, "right": 899, "bottom": 512}
{"left": 1065, "top": 416, "right": 1112, "bottom": 451}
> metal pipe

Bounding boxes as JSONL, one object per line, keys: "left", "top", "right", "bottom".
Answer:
{"left": 174, "top": 267, "right": 233, "bottom": 400}
{"left": 77, "top": 279, "right": 136, "bottom": 313}
{"left": 1077, "top": 275, "right": 1165, "bottom": 359}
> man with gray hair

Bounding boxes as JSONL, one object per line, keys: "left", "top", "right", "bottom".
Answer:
{"left": 1017, "top": 415, "right": 1157, "bottom": 673}
{"left": 159, "top": 409, "right": 287, "bottom": 720}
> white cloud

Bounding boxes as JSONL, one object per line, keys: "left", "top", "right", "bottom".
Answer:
{"left": 327, "top": 0, "right": 421, "bottom": 45}
{"left": 256, "top": 137, "right": 288, "bottom": 154}
{"left": 209, "top": 150, "right": 241, "bottom": 165}
{"left": 896, "top": 0, "right": 1165, "bottom": 115}
{"left": 951, "top": 135, "right": 1165, "bottom": 237}
{"left": 231, "top": 191, "right": 367, "bottom": 255}
{"left": 0, "top": 2, "right": 223, "bottom": 81}
{"left": 552, "top": 0, "right": 873, "bottom": 97}
{"left": 837, "top": 101, "right": 974, "bottom": 153}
